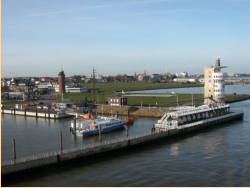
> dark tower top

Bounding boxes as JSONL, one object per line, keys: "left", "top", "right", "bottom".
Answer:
{"left": 215, "top": 58, "right": 220, "bottom": 67}
{"left": 58, "top": 69, "right": 65, "bottom": 75}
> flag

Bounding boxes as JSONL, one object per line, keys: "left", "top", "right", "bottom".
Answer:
{"left": 122, "top": 90, "right": 125, "bottom": 94}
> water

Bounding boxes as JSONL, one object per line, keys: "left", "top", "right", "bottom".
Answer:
{"left": 126, "top": 85, "right": 250, "bottom": 94}
{"left": 1, "top": 101, "right": 250, "bottom": 186}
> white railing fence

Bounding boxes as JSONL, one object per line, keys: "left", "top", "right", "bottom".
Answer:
{"left": 1, "top": 132, "right": 153, "bottom": 167}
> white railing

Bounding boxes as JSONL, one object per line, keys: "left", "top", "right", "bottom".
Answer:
{"left": 1, "top": 132, "right": 154, "bottom": 167}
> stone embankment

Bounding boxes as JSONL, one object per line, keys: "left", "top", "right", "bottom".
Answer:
{"left": 225, "top": 94, "right": 250, "bottom": 103}
{"left": 92, "top": 106, "right": 171, "bottom": 118}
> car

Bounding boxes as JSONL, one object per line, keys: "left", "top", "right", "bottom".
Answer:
{"left": 24, "top": 104, "right": 30, "bottom": 107}
{"left": 39, "top": 101, "right": 44, "bottom": 104}
{"left": 30, "top": 103, "right": 36, "bottom": 106}
{"left": 44, "top": 104, "right": 51, "bottom": 109}
{"left": 37, "top": 106, "right": 43, "bottom": 109}
{"left": 55, "top": 108, "right": 62, "bottom": 111}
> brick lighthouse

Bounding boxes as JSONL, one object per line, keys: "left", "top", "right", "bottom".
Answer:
{"left": 58, "top": 69, "right": 65, "bottom": 95}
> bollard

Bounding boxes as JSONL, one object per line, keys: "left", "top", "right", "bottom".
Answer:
{"left": 73, "top": 118, "right": 76, "bottom": 133}
{"left": 36, "top": 109, "right": 38, "bottom": 118}
{"left": 116, "top": 111, "right": 118, "bottom": 119}
{"left": 60, "top": 132, "right": 63, "bottom": 151}
{"left": 99, "top": 125, "right": 102, "bottom": 143}
{"left": 14, "top": 107, "right": 16, "bottom": 115}
{"left": 13, "top": 139, "right": 16, "bottom": 160}
{"left": 48, "top": 109, "right": 50, "bottom": 120}
{"left": 45, "top": 113, "right": 46, "bottom": 119}
{"left": 1, "top": 106, "right": 4, "bottom": 114}
{"left": 24, "top": 108, "right": 26, "bottom": 117}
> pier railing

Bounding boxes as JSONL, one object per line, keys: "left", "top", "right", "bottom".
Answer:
{"left": 1, "top": 132, "right": 153, "bottom": 167}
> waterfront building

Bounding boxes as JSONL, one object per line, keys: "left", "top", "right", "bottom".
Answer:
{"left": 106, "top": 97, "right": 127, "bottom": 106}
{"left": 58, "top": 69, "right": 66, "bottom": 95}
{"left": 204, "top": 58, "right": 227, "bottom": 104}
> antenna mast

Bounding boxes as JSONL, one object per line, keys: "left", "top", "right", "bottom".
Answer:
{"left": 93, "top": 67, "right": 97, "bottom": 104}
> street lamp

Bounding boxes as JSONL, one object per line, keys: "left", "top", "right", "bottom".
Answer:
{"left": 176, "top": 94, "right": 178, "bottom": 107}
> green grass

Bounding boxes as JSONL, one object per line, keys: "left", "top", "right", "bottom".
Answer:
{"left": 2, "top": 83, "right": 242, "bottom": 107}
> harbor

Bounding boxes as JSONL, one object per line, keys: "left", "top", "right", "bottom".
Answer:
{"left": 1, "top": 97, "right": 249, "bottom": 186}
{"left": 1, "top": 102, "right": 244, "bottom": 179}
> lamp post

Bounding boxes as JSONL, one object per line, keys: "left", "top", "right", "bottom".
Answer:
{"left": 192, "top": 93, "right": 194, "bottom": 107}
{"left": 176, "top": 94, "right": 178, "bottom": 107}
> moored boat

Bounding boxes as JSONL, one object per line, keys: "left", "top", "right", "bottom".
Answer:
{"left": 125, "top": 118, "right": 134, "bottom": 125}
{"left": 74, "top": 117, "right": 125, "bottom": 136}
{"left": 81, "top": 112, "right": 95, "bottom": 121}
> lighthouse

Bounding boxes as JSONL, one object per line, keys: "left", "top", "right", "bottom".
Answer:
{"left": 58, "top": 69, "right": 65, "bottom": 95}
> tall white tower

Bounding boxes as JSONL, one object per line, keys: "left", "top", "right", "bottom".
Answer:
{"left": 212, "top": 58, "right": 227, "bottom": 104}
{"left": 204, "top": 58, "right": 227, "bottom": 104}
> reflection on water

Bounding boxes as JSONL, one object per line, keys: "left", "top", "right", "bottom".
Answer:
{"left": 170, "top": 143, "right": 179, "bottom": 156}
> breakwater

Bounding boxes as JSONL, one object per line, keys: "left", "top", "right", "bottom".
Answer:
{"left": 1, "top": 110, "right": 243, "bottom": 180}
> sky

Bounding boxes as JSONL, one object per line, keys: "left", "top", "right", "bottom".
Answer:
{"left": 1, "top": 0, "right": 250, "bottom": 78}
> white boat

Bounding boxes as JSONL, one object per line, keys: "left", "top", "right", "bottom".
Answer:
{"left": 72, "top": 117, "right": 125, "bottom": 136}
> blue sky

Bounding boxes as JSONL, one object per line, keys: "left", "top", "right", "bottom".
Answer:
{"left": 1, "top": 0, "right": 250, "bottom": 77}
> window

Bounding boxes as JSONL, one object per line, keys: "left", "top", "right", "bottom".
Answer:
{"left": 110, "top": 99, "right": 112, "bottom": 102}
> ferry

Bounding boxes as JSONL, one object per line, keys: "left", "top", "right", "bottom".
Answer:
{"left": 73, "top": 117, "right": 126, "bottom": 136}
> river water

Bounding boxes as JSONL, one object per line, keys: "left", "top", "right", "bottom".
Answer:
{"left": 126, "top": 84, "right": 250, "bottom": 94}
{"left": 1, "top": 93, "right": 250, "bottom": 186}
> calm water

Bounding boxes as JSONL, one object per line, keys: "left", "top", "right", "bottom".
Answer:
{"left": 1, "top": 101, "right": 250, "bottom": 186}
{"left": 126, "top": 84, "right": 250, "bottom": 94}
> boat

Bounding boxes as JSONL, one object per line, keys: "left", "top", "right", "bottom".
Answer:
{"left": 81, "top": 112, "right": 95, "bottom": 121}
{"left": 74, "top": 116, "right": 125, "bottom": 136}
{"left": 125, "top": 118, "right": 134, "bottom": 125}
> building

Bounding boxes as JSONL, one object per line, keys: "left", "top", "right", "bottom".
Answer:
{"left": 106, "top": 97, "right": 127, "bottom": 106}
{"left": 204, "top": 58, "right": 227, "bottom": 104}
{"left": 150, "top": 74, "right": 161, "bottom": 81}
{"left": 53, "top": 101, "right": 86, "bottom": 109}
{"left": 58, "top": 69, "right": 65, "bottom": 95}
{"left": 8, "top": 79, "right": 33, "bottom": 96}
{"left": 228, "top": 73, "right": 235, "bottom": 77}
{"left": 173, "top": 78, "right": 198, "bottom": 83}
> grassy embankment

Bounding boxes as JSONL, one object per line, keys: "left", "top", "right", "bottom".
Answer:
{"left": 60, "top": 82, "right": 205, "bottom": 107}
{"left": 2, "top": 83, "right": 242, "bottom": 107}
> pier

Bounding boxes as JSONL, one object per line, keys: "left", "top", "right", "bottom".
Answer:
{"left": 1, "top": 108, "right": 75, "bottom": 119}
{"left": 1, "top": 109, "right": 244, "bottom": 180}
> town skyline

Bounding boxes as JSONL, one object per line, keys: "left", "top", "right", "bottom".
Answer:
{"left": 2, "top": 0, "right": 250, "bottom": 77}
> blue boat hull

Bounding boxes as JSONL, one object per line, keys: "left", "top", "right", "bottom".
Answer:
{"left": 76, "top": 122, "right": 125, "bottom": 136}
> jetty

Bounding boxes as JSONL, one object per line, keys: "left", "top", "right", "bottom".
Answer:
{"left": 1, "top": 104, "right": 244, "bottom": 180}
{"left": 1, "top": 107, "right": 75, "bottom": 119}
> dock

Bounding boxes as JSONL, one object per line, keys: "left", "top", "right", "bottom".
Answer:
{"left": 1, "top": 107, "right": 244, "bottom": 180}
{"left": 1, "top": 108, "right": 75, "bottom": 119}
